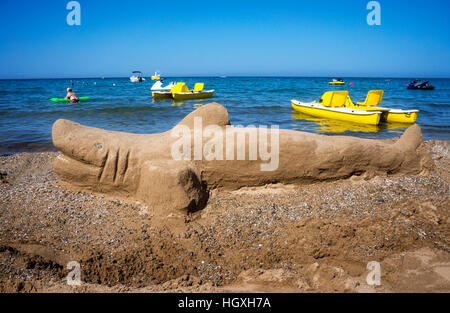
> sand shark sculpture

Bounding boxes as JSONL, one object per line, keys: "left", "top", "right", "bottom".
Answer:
{"left": 52, "top": 103, "right": 431, "bottom": 216}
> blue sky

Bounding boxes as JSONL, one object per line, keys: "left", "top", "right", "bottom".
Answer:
{"left": 0, "top": 0, "right": 449, "bottom": 78}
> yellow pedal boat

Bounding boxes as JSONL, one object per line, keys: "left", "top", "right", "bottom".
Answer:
{"left": 171, "top": 82, "right": 214, "bottom": 101}
{"left": 152, "top": 82, "right": 214, "bottom": 101}
{"left": 291, "top": 91, "right": 383, "bottom": 125}
{"left": 345, "top": 90, "right": 419, "bottom": 124}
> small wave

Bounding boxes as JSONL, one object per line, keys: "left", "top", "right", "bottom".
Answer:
{"left": 265, "top": 88, "right": 297, "bottom": 93}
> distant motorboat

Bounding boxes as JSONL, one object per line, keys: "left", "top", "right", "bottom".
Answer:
{"left": 151, "top": 80, "right": 176, "bottom": 92}
{"left": 407, "top": 79, "right": 435, "bottom": 90}
{"left": 130, "top": 71, "right": 145, "bottom": 83}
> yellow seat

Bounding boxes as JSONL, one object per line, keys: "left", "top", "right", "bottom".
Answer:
{"left": 170, "top": 82, "right": 189, "bottom": 93}
{"left": 193, "top": 83, "right": 204, "bottom": 92}
{"left": 319, "top": 91, "right": 349, "bottom": 107}
{"left": 356, "top": 90, "right": 384, "bottom": 106}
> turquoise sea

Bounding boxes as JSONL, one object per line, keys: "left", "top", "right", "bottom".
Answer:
{"left": 0, "top": 77, "right": 449, "bottom": 155}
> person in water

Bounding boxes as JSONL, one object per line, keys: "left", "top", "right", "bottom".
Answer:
{"left": 65, "top": 88, "right": 79, "bottom": 103}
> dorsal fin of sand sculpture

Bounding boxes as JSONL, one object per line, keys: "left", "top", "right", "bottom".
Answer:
{"left": 177, "top": 102, "right": 230, "bottom": 128}
{"left": 52, "top": 102, "right": 432, "bottom": 216}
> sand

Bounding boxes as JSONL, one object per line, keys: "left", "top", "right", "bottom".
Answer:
{"left": 0, "top": 140, "right": 449, "bottom": 293}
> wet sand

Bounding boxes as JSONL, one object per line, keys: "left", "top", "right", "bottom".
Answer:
{"left": 0, "top": 140, "right": 449, "bottom": 293}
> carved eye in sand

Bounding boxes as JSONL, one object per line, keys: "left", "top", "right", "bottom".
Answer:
{"left": 95, "top": 143, "right": 102, "bottom": 150}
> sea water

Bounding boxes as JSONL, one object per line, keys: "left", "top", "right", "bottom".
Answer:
{"left": 0, "top": 77, "right": 449, "bottom": 155}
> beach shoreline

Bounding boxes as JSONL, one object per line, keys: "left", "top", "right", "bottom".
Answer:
{"left": 0, "top": 139, "right": 449, "bottom": 293}
{"left": 0, "top": 142, "right": 56, "bottom": 157}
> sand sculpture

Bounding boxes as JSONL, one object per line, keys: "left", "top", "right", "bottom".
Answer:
{"left": 52, "top": 102, "right": 431, "bottom": 215}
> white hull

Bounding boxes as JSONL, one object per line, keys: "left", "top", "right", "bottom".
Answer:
{"left": 130, "top": 76, "right": 145, "bottom": 83}
{"left": 151, "top": 81, "right": 176, "bottom": 91}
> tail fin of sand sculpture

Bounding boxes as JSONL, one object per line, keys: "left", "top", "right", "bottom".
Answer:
{"left": 52, "top": 102, "right": 431, "bottom": 216}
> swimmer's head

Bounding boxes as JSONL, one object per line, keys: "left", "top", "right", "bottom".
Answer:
{"left": 67, "top": 88, "right": 72, "bottom": 92}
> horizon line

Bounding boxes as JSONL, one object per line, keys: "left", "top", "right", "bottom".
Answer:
{"left": 1, "top": 75, "right": 449, "bottom": 80}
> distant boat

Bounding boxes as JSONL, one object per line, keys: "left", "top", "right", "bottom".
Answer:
{"left": 151, "top": 71, "right": 161, "bottom": 80}
{"left": 407, "top": 79, "right": 435, "bottom": 90}
{"left": 220, "top": 75, "right": 227, "bottom": 78}
{"left": 152, "top": 82, "right": 214, "bottom": 100}
{"left": 329, "top": 78, "right": 345, "bottom": 85}
{"left": 130, "top": 71, "right": 145, "bottom": 83}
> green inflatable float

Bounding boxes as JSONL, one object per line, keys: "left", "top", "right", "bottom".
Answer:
{"left": 50, "top": 97, "right": 90, "bottom": 103}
